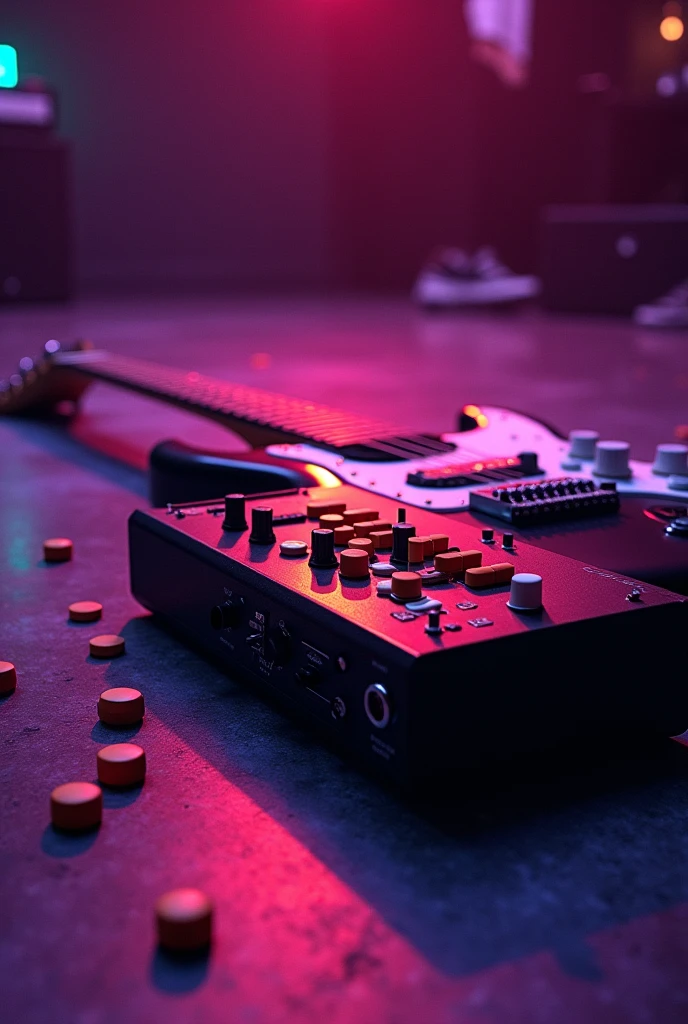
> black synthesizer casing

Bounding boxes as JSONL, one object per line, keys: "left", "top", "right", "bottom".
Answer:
{"left": 128, "top": 485, "right": 688, "bottom": 787}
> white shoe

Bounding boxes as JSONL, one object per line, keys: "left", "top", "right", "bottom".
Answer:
{"left": 413, "top": 246, "right": 540, "bottom": 307}
{"left": 634, "top": 279, "right": 688, "bottom": 327}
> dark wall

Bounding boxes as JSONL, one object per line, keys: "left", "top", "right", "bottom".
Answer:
{"left": 3, "top": 0, "right": 330, "bottom": 290}
{"left": 3, "top": 0, "right": 640, "bottom": 292}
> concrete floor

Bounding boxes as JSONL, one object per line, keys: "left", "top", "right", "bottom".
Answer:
{"left": 2, "top": 297, "right": 688, "bottom": 1024}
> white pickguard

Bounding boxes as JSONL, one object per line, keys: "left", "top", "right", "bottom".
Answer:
{"left": 266, "top": 406, "right": 688, "bottom": 512}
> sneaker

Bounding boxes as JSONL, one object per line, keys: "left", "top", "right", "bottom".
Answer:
{"left": 634, "top": 279, "right": 688, "bottom": 327}
{"left": 412, "top": 246, "right": 540, "bottom": 307}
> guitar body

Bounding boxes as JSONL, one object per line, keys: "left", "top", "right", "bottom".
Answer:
{"left": 149, "top": 440, "right": 320, "bottom": 506}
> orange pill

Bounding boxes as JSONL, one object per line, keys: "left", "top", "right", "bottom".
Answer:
{"left": 89, "top": 634, "right": 126, "bottom": 659}
{"left": 69, "top": 601, "right": 103, "bottom": 623}
{"left": 43, "top": 537, "right": 73, "bottom": 563}
{"left": 491, "top": 562, "right": 516, "bottom": 585}
{"left": 464, "top": 566, "right": 497, "bottom": 589}
{"left": 354, "top": 519, "right": 392, "bottom": 538}
{"left": 391, "top": 571, "right": 422, "bottom": 600}
{"left": 407, "top": 537, "right": 427, "bottom": 564}
{"left": 369, "top": 530, "right": 394, "bottom": 550}
{"left": 333, "top": 524, "right": 355, "bottom": 545}
{"left": 434, "top": 552, "right": 464, "bottom": 575}
{"left": 98, "top": 686, "right": 145, "bottom": 725}
{"left": 319, "top": 513, "right": 345, "bottom": 530}
{"left": 306, "top": 499, "right": 346, "bottom": 519}
{"left": 348, "top": 537, "right": 374, "bottom": 557}
{"left": 50, "top": 781, "right": 102, "bottom": 831}
{"left": 156, "top": 888, "right": 214, "bottom": 951}
{"left": 339, "top": 548, "right": 370, "bottom": 579}
{"left": 427, "top": 534, "right": 450, "bottom": 554}
{"left": 342, "top": 507, "right": 380, "bottom": 526}
{"left": 0, "top": 661, "right": 17, "bottom": 695}
{"left": 459, "top": 549, "right": 483, "bottom": 569}
{"left": 97, "top": 743, "right": 146, "bottom": 786}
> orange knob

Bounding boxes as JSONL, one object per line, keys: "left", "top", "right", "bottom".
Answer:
{"left": 339, "top": 549, "right": 370, "bottom": 579}
{"left": 391, "top": 572, "right": 422, "bottom": 600}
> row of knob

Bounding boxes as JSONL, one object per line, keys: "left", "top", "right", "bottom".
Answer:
{"left": 566, "top": 430, "right": 688, "bottom": 483}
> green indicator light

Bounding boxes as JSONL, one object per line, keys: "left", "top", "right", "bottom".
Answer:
{"left": 0, "top": 45, "right": 18, "bottom": 88}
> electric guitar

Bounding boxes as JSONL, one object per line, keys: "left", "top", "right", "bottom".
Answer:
{"left": 2, "top": 341, "right": 687, "bottom": 593}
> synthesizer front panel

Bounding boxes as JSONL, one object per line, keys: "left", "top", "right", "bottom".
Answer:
{"left": 129, "top": 485, "right": 688, "bottom": 786}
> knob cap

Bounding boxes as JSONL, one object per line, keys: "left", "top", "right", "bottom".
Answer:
{"left": 308, "top": 529, "right": 338, "bottom": 569}
{"left": 210, "top": 602, "right": 243, "bottom": 630}
{"left": 507, "top": 572, "right": 543, "bottom": 612}
{"left": 652, "top": 443, "right": 688, "bottom": 476}
{"left": 568, "top": 430, "right": 599, "bottom": 460}
{"left": 592, "top": 440, "right": 631, "bottom": 479}
{"left": 222, "top": 493, "right": 248, "bottom": 531}
{"left": 249, "top": 506, "right": 276, "bottom": 544}
{"left": 339, "top": 548, "right": 370, "bottom": 578}
{"left": 517, "top": 451, "right": 541, "bottom": 475}
{"left": 391, "top": 522, "right": 416, "bottom": 565}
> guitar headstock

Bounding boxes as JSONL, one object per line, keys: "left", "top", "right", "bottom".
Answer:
{"left": 0, "top": 339, "right": 93, "bottom": 417}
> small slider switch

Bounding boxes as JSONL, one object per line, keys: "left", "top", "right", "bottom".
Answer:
{"left": 222, "top": 493, "right": 247, "bottom": 531}
{"left": 425, "top": 610, "right": 443, "bottom": 635}
{"left": 249, "top": 506, "right": 276, "bottom": 544}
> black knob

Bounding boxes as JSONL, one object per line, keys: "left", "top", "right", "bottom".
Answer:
{"left": 600, "top": 481, "right": 617, "bottom": 491}
{"left": 397, "top": 507, "right": 407, "bottom": 523}
{"left": 518, "top": 451, "right": 541, "bottom": 475}
{"left": 308, "top": 529, "right": 338, "bottom": 568}
{"left": 210, "top": 602, "right": 243, "bottom": 630}
{"left": 222, "top": 493, "right": 248, "bottom": 531}
{"left": 502, "top": 532, "right": 514, "bottom": 549}
{"left": 481, "top": 528, "right": 494, "bottom": 543}
{"left": 391, "top": 522, "right": 416, "bottom": 565}
{"left": 249, "top": 506, "right": 276, "bottom": 544}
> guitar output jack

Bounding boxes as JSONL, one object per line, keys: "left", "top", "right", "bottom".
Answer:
{"left": 364, "top": 683, "right": 392, "bottom": 729}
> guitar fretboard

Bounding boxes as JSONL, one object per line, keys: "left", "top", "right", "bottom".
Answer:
{"left": 55, "top": 350, "right": 454, "bottom": 460}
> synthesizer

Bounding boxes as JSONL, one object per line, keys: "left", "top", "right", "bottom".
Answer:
{"left": 129, "top": 485, "right": 688, "bottom": 787}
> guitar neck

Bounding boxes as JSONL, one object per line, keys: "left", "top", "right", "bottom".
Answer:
{"left": 52, "top": 350, "right": 453, "bottom": 460}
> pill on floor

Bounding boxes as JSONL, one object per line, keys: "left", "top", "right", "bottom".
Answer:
{"left": 43, "top": 538, "right": 73, "bottom": 563}
{"left": 155, "top": 888, "right": 214, "bottom": 951}
{"left": 50, "top": 781, "right": 102, "bottom": 831}
{"left": 89, "top": 635, "right": 126, "bottom": 659}
{"left": 69, "top": 601, "right": 103, "bottom": 623}
{"left": 0, "top": 661, "right": 17, "bottom": 694}
{"left": 97, "top": 743, "right": 146, "bottom": 787}
{"left": 98, "top": 687, "right": 145, "bottom": 725}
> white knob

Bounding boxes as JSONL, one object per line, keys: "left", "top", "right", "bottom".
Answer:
{"left": 568, "top": 429, "right": 599, "bottom": 460}
{"left": 593, "top": 440, "right": 631, "bottom": 479}
{"left": 507, "top": 573, "right": 543, "bottom": 612}
{"left": 652, "top": 443, "right": 688, "bottom": 476}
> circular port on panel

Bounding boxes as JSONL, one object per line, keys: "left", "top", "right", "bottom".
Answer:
{"left": 364, "top": 683, "right": 392, "bottom": 729}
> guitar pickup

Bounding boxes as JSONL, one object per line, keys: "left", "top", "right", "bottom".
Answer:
{"left": 406, "top": 452, "right": 542, "bottom": 488}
